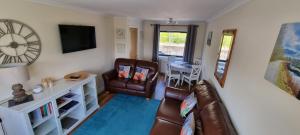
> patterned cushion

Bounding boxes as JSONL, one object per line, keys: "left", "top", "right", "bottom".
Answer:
{"left": 118, "top": 65, "right": 131, "bottom": 79}
{"left": 180, "top": 93, "right": 197, "bottom": 117}
{"left": 133, "top": 67, "right": 149, "bottom": 81}
{"left": 180, "top": 112, "right": 195, "bottom": 135}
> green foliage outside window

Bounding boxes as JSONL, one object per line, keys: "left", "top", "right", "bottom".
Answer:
{"left": 160, "top": 32, "right": 187, "bottom": 44}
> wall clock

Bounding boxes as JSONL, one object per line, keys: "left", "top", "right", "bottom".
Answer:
{"left": 0, "top": 19, "right": 41, "bottom": 65}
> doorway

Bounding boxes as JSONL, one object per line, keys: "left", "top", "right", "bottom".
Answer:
{"left": 129, "top": 28, "right": 138, "bottom": 59}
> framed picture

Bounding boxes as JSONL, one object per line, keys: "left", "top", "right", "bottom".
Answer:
{"left": 265, "top": 23, "right": 300, "bottom": 100}
{"left": 207, "top": 31, "right": 213, "bottom": 46}
{"left": 116, "top": 28, "right": 125, "bottom": 39}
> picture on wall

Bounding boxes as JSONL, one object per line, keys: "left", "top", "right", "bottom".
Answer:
{"left": 116, "top": 43, "right": 126, "bottom": 53}
{"left": 265, "top": 23, "right": 300, "bottom": 99}
{"left": 207, "top": 31, "right": 213, "bottom": 46}
{"left": 116, "top": 28, "right": 126, "bottom": 39}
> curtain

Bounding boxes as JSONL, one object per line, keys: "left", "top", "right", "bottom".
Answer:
{"left": 152, "top": 24, "right": 160, "bottom": 62}
{"left": 183, "top": 25, "right": 198, "bottom": 63}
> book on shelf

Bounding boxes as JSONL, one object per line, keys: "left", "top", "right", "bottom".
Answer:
{"left": 29, "top": 103, "right": 53, "bottom": 124}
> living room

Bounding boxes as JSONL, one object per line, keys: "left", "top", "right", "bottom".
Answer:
{"left": 1, "top": 0, "right": 300, "bottom": 135}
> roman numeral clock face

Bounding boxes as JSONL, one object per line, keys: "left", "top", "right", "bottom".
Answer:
{"left": 0, "top": 19, "right": 41, "bottom": 65}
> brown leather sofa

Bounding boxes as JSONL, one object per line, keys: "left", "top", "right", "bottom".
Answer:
{"left": 102, "top": 58, "right": 159, "bottom": 98}
{"left": 150, "top": 80, "right": 238, "bottom": 135}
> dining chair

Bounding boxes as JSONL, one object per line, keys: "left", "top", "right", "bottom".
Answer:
{"left": 164, "top": 56, "right": 177, "bottom": 81}
{"left": 165, "top": 63, "right": 181, "bottom": 87}
{"left": 181, "top": 64, "right": 202, "bottom": 91}
{"left": 195, "top": 59, "right": 202, "bottom": 65}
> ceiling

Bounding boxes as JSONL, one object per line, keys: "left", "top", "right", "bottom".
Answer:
{"left": 30, "top": 0, "right": 249, "bottom": 21}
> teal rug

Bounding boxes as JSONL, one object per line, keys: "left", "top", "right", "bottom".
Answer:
{"left": 73, "top": 94, "right": 160, "bottom": 135}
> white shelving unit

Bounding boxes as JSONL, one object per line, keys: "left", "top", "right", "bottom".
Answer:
{"left": 0, "top": 74, "right": 99, "bottom": 135}
{"left": 82, "top": 79, "right": 98, "bottom": 116}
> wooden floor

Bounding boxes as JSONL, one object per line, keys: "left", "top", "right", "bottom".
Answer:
{"left": 98, "top": 91, "right": 115, "bottom": 106}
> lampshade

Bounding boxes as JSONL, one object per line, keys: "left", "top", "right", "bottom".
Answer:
{"left": 0, "top": 63, "right": 29, "bottom": 86}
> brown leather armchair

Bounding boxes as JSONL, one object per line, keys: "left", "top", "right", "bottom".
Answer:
{"left": 102, "top": 58, "right": 159, "bottom": 98}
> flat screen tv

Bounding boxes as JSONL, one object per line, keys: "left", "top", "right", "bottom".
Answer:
{"left": 59, "top": 25, "right": 96, "bottom": 53}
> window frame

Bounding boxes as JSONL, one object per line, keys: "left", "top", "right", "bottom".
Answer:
{"left": 158, "top": 31, "right": 188, "bottom": 57}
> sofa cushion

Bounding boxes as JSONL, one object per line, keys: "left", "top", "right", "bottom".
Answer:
{"left": 136, "top": 60, "right": 158, "bottom": 80}
{"left": 127, "top": 80, "right": 146, "bottom": 91}
{"left": 156, "top": 98, "right": 184, "bottom": 125}
{"left": 118, "top": 65, "right": 131, "bottom": 78}
{"left": 180, "top": 93, "right": 197, "bottom": 117}
{"left": 193, "top": 84, "right": 217, "bottom": 109}
{"left": 150, "top": 118, "right": 182, "bottom": 135}
{"left": 115, "top": 58, "right": 136, "bottom": 78}
{"left": 133, "top": 67, "right": 149, "bottom": 81}
{"left": 200, "top": 101, "right": 236, "bottom": 135}
{"left": 109, "top": 78, "right": 128, "bottom": 88}
{"left": 180, "top": 112, "right": 195, "bottom": 135}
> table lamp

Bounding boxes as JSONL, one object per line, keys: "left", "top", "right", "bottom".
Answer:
{"left": 0, "top": 63, "right": 31, "bottom": 105}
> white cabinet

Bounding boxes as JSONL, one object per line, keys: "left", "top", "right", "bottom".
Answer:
{"left": 0, "top": 74, "right": 99, "bottom": 135}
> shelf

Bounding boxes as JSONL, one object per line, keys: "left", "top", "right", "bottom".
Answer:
{"left": 86, "top": 101, "right": 97, "bottom": 111}
{"left": 59, "top": 102, "right": 80, "bottom": 119}
{"left": 64, "top": 93, "right": 79, "bottom": 99}
{"left": 57, "top": 98, "right": 72, "bottom": 109}
{"left": 61, "top": 117, "right": 80, "bottom": 134}
{"left": 85, "top": 96, "right": 96, "bottom": 105}
{"left": 32, "top": 114, "right": 54, "bottom": 128}
{"left": 84, "top": 91, "right": 91, "bottom": 96}
{"left": 46, "top": 129, "right": 58, "bottom": 135}
{"left": 86, "top": 105, "right": 98, "bottom": 116}
{"left": 0, "top": 74, "right": 99, "bottom": 135}
{"left": 34, "top": 119, "right": 57, "bottom": 135}
{"left": 83, "top": 87, "right": 95, "bottom": 95}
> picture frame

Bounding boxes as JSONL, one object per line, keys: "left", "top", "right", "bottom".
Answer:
{"left": 116, "top": 43, "right": 126, "bottom": 53}
{"left": 265, "top": 23, "right": 300, "bottom": 100}
{"left": 207, "top": 31, "right": 213, "bottom": 46}
{"left": 116, "top": 28, "right": 126, "bottom": 40}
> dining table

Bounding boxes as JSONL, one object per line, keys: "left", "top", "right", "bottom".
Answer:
{"left": 170, "top": 61, "right": 193, "bottom": 74}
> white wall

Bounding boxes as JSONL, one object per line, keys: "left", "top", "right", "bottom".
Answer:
{"left": 0, "top": 0, "right": 115, "bottom": 100}
{"left": 202, "top": 0, "right": 300, "bottom": 134}
{"left": 113, "top": 16, "right": 143, "bottom": 59}
{"left": 127, "top": 17, "right": 143, "bottom": 59}
{"left": 142, "top": 20, "right": 206, "bottom": 61}
{"left": 114, "top": 16, "right": 129, "bottom": 58}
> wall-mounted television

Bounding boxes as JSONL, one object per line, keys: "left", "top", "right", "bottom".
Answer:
{"left": 59, "top": 24, "right": 96, "bottom": 53}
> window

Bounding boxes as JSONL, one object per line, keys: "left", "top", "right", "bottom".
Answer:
{"left": 159, "top": 32, "right": 187, "bottom": 56}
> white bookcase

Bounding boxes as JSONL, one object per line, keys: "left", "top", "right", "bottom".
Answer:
{"left": 0, "top": 74, "right": 99, "bottom": 135}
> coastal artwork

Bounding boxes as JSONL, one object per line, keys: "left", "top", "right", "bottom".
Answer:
{"left": 265, "top": 23, "right": 300, "bottom": 99}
